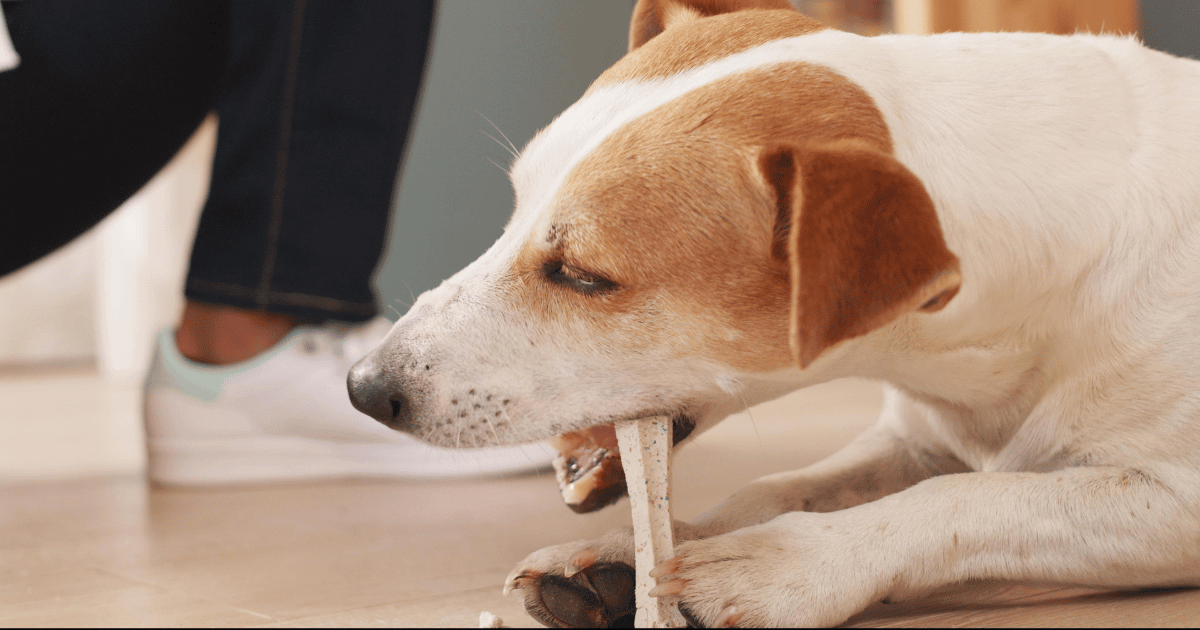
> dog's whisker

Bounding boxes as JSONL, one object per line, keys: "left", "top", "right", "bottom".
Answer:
{"left": 484, "top": 414, "right": 502, "bottom": 444}
{"left": 478, "top": 111, "right": 520, "bottom": 158}
{"left": 399, "top": 279, "right": 418, "bottom": 309}
{"left": 735, "top": 389, "right": 765, "bottom": 453}
{"left": 486, "top": 155, "right": 512, "bottom": 176}
{"left": 480, "top": 131, "right": 517, "bottom": 164}
{"left": 498, "top": 406, "right": 541, "bottom": 464}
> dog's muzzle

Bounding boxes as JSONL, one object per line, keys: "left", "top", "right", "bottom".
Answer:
{"left": 346, "top": 352, "right": 410, "bottom": 429}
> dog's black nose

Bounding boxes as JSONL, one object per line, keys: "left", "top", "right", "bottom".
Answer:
{"left": 347, "top": 353, "right": 409, "bottom": 429}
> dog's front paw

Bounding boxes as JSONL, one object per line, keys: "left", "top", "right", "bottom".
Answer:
{"left": 507, "top": 522, "right": 702, "bottom": 628}
{"left": 650, "top": 512, "right": 884, "bottom": 627}
{"left": 505, "top": 528, "right": 639, "bottom": 628}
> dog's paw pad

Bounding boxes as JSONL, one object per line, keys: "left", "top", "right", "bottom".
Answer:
{"left": 513, "top": 562, "right": 635, "bottom": 628}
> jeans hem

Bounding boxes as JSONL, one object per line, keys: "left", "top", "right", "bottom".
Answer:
{"left": 185, "top": 278, "right": 377, "bottom": 322}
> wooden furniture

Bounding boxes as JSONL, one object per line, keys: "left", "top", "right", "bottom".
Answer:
{"left": 895, "top": 0, "right": 1139, "bottom": 35}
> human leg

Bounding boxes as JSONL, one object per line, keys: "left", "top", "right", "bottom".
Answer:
{"left": 183, "top": 0, "right": 435, "bottom": 324}
{"left": 171, "top": 0, "right": 430, "bottom": 365}
{"left": 146, "top": 1, "right": 554, "bottom": 482}
{"left": 0, "top": 0, "right": 225, "bottom": 277}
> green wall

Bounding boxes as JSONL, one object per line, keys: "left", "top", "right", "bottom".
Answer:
{"left": 1142, "top": 0, "right": 1200, "bottom": 60}
{"left": 374, "top": 1, "right": 630, "bottom": 318}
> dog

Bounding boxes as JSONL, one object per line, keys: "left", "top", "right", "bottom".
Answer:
{"left": 347, "top": 0, "right": 1200, "bottom": 625}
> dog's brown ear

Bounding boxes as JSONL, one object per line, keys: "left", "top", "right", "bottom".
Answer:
{"left": 629, "top": 0, "right": 796, "bottom": 50}
{"left": 760, "top": 143, "right": 961, "bottom": 369}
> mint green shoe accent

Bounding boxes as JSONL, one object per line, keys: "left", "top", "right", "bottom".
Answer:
{"left": 145, "top": 330, "right": 223, "bottom": 402}
{"left": 145, "top": 327, "right": 328, "bottom": 403}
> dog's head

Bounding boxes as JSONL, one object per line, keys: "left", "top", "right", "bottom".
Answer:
{"left": 348, "top": 0, "right": 959, "bottom": 502}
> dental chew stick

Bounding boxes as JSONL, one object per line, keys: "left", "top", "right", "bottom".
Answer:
{"left": 614, "top": 417, "right": 686, "bottom": 628}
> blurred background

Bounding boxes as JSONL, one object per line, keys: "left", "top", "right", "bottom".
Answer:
{"left": 0, "top": 0, "right": 1195, "bottom": 481}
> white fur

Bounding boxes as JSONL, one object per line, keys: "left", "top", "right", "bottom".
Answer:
{"left": 377, "top": 26, "right": 1200, "bottom": 627}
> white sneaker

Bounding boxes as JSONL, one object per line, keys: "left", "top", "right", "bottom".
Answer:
{"left": 143, "top": 317, "right": 555, "bottom": 485}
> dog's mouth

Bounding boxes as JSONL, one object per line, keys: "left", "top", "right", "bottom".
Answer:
{"left": 546, "top": 415, "right": 695, "bottom": 514}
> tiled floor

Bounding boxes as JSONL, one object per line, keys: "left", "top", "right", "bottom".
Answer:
{"left": 1, "top": 368, "right": 1197, "bottom": 627}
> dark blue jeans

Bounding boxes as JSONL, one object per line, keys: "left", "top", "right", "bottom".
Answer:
{"left": 0, "top": 0, "right": 434, "bottom": 322}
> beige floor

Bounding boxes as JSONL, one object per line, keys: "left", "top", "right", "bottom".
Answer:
{"left": 1, "top": 368, "right": 1198, "bottom": 627}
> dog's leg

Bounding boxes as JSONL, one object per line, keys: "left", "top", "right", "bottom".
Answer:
{"left": 689, "top": 422, "right": 954, "bottom": 538}
{"left": 654, "top": 464, "right": 1200, "bottom": 627}
{"left": 506, "top": 423, "right": 948, "bottom": 627}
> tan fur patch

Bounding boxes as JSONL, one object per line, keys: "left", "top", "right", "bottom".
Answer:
{"left": 628, "top": 0, "right": 803, "bottom": 51}
{"left": 593, "top": 9, "right": 826, "bottom": 91}
{"left": 512, "top": 63, "right": 895, "bottom": 373}
{"left": 779, "top": 144, "right": 961, "bottom": 368}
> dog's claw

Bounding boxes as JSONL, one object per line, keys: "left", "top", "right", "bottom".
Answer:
{"left": 564, "top": 548, "right": 596, "bottom": 577}
{"left": 502, "top": 568, "right": 522, "bottom": 596}
{"left": 715, "top": 604, "right": 742, "bottom": 627}
{"left": 647, "top": 578, "right": 686, "bottom": 598}
{"left": 649, "top": 556, "right": 681, "bottom": 579}
{"left": 503, "top": 569, "right": 537, "bottom": 596}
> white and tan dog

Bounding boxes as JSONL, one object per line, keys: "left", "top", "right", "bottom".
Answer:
{"left": 348, "top": 0, "right": 1200, "bottom": 626}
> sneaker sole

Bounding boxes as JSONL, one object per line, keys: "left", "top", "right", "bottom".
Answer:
{"left": 147, "top": 435, "right": 554, "bottom": 485}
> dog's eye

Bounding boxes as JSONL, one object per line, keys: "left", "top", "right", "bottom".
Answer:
{"left": 543, "top": 261, "right": 618, "bottom": 295}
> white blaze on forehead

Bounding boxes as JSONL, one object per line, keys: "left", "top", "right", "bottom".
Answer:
{"left": 506, "top": 29, "right": 868, "bottom": 245}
